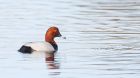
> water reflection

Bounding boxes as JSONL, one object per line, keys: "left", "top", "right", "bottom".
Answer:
{"left": 45, "top": 53, "right": 61, "bottom": 78}
{"left": 45, "top": 53, "right": 60, "bottom": 69}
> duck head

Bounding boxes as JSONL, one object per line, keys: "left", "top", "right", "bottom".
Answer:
{"left": 45, "top": 26, "right": 62, "bottom": 44}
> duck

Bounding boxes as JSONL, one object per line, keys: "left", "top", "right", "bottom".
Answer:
{"left": 18, "top": 26, "right": 62, "bottom": 54}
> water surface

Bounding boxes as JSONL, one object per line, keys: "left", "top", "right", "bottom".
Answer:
{"left": 0, "top": 0, "right": 140, "bottom": 78}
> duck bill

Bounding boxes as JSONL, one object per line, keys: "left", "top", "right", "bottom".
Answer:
{"left": 57, "top": 33, "right": 62, "bottom": 37}
{"left": 57, "top": 32, "right": 62, "bottom": 37}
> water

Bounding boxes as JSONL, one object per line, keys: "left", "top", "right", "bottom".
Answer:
{"left": 0, "top": 0, "right": 140, "bottom": 78}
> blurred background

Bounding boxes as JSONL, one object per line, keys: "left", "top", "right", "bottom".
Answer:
{"left": 0, "top": 0, "right": 140, "bottom": 78}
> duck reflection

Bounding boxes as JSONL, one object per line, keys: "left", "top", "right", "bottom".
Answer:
{"left": 45, "top": 53, "right": 60, "bottom": 69}
{"left": 45, "top": 53, "right": 61, "bottom": 78}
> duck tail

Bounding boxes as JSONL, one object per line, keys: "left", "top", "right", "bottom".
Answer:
{"left": 18, "top": 45, "right": 33, "bottom": 54}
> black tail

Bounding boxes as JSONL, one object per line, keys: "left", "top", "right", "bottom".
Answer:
{"left": 18, "top": 46, "right": 33, "bottom": 54}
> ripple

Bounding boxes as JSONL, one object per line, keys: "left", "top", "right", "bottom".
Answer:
{"left": 0, "top": 0, "right": 140, "bottom": 78}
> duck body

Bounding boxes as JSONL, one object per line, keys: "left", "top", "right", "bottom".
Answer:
{"left": 18, "top": 42, "right": 57, "bottom": 53}
{"left": 18, "top": 26, "right": 61, "bottom": 54}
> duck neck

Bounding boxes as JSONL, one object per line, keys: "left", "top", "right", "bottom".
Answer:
{"left": 45, "top": 32, "right": 58, "bottom": 51}
{"left": 45, "top": 35, "right": 56, "bottom": 44}
{"left": 45, "top": 36, "right": 58, "bottom": 51}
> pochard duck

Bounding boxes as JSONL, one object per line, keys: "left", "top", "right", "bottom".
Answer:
{"left": 18, "top": 26, "right": 62, "bottom": 53}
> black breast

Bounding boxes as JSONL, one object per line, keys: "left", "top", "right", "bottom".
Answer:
{"left": 51, "top": 44, "right": 58, "bottom": 51}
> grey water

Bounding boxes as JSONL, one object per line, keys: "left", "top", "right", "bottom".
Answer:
{"left": 0, "top": 0, "right": 140, "bottom": 78}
